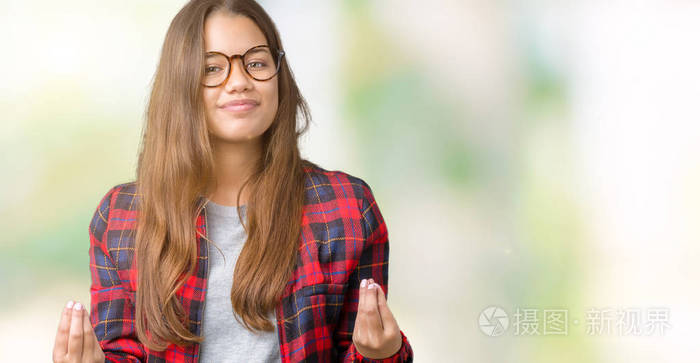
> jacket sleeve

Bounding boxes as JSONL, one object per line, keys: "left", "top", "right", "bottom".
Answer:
{"left": 88, "top": 186, "right": 146, "bottom": 362}
{"left": 334, "top": 181, "right": 414, "bottom": 362}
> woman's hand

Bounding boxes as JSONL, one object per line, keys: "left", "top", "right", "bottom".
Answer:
{"left": 53, "top": 301, "right": 106, "bottom": 363}
{"left": 352, "top": 278, "right": 403, "bottom": 360}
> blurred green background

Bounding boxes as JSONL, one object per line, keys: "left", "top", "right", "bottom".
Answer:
{"left": 2, "top": 0, "right": 699, "bottom": 361}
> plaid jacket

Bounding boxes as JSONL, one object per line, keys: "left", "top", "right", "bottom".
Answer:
{"left": 88, "top": 162, "right": 414, "bottom": 362}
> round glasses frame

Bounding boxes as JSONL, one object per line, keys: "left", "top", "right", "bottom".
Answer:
{"left": 202, "top": 44, "right": 285, "bottom": 87}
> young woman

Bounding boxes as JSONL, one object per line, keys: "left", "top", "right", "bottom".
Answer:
{"left": 52, "top": 0, "right": 414, "bottom": 362}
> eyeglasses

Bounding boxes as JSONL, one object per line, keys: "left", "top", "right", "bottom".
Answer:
{"left": 202, "top": 44, "right": 285, "bottom": 87}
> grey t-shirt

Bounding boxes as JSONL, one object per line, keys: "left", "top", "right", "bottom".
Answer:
{"left": 199, "top": 200, "right": 281, "bottom": 363}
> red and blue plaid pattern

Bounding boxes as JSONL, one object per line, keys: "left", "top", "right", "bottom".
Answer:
{"left": 88, "top": 162, "right": 414, "bottom": 362}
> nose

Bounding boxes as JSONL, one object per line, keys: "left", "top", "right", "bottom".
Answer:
{"left": 223, "top": 57, "right": 253, "bottom": 92}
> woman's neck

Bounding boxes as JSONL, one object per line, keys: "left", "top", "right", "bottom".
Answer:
{"left": 209, "top": 138, "right": 262, "bottom": 207}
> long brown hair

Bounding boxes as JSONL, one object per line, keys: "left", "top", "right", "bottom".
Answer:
{"left": 134, "top": 0, "right": 312, "bottom": 350}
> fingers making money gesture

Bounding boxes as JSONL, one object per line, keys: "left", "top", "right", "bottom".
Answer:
{"left": 52, "top": 301, "right": 105, "bottom": 363}
{"left": 352, "top": 278, "right": 403, "bottom": 360}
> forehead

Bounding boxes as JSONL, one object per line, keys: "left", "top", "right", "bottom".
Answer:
{"left": 203, "top": 11, "right": 268, "bottom": 54}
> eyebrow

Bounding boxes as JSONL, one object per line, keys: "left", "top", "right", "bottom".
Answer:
{"left": 205, "top": 45, "right": 269, "bottom": 55}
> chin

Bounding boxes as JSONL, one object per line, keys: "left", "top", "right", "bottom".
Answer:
{"left": 211, "top": 129, "right": 264, "bottom": 143}
{"left": 206, "top": 115, "right": 272, "bottom": 142}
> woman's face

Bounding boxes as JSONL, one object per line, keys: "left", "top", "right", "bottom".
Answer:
{"left": 202, "top": 11, "right": 279, "bottom": 144}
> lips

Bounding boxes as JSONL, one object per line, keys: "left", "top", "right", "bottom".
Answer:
{"left": 220, "top": 99, "right": 259, "bottom": 107}
{"left": 219, "top": 98, "right": 259, "bottom": 113}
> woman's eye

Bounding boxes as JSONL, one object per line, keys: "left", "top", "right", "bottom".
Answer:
{"left": 247, "top": 61, "right": 266, "bottom": 69}
{"left": 205, "top": 66, "right": 221, "bottom": 73}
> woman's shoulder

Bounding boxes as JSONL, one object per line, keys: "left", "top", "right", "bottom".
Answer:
{"left": 301, "top": 160, "right": 376, "bottom": 204}
{"left": 89, "top": 180, "right": 140, "bottom": 245}
{"left": 94, "top": 180, "right": 140, "bottom": 216}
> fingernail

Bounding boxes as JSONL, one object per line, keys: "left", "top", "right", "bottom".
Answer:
{"left": 66, "top": 300, "right": 74, "bottom": 309}
{"left": 73, "top": 302, "right": 82, "bottom": 311}
{"left": 368, "top": 283, "right": 376, "bottom": 289}
{"left": 360, "top": 279, "right": 367, "bottom": 288}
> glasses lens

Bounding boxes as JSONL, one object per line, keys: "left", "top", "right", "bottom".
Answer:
{"left": 204, "top": 53, "right": 230, "bottom": 86}
{"left": 244, "top": 47, "right": 278, "bottom": 81}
